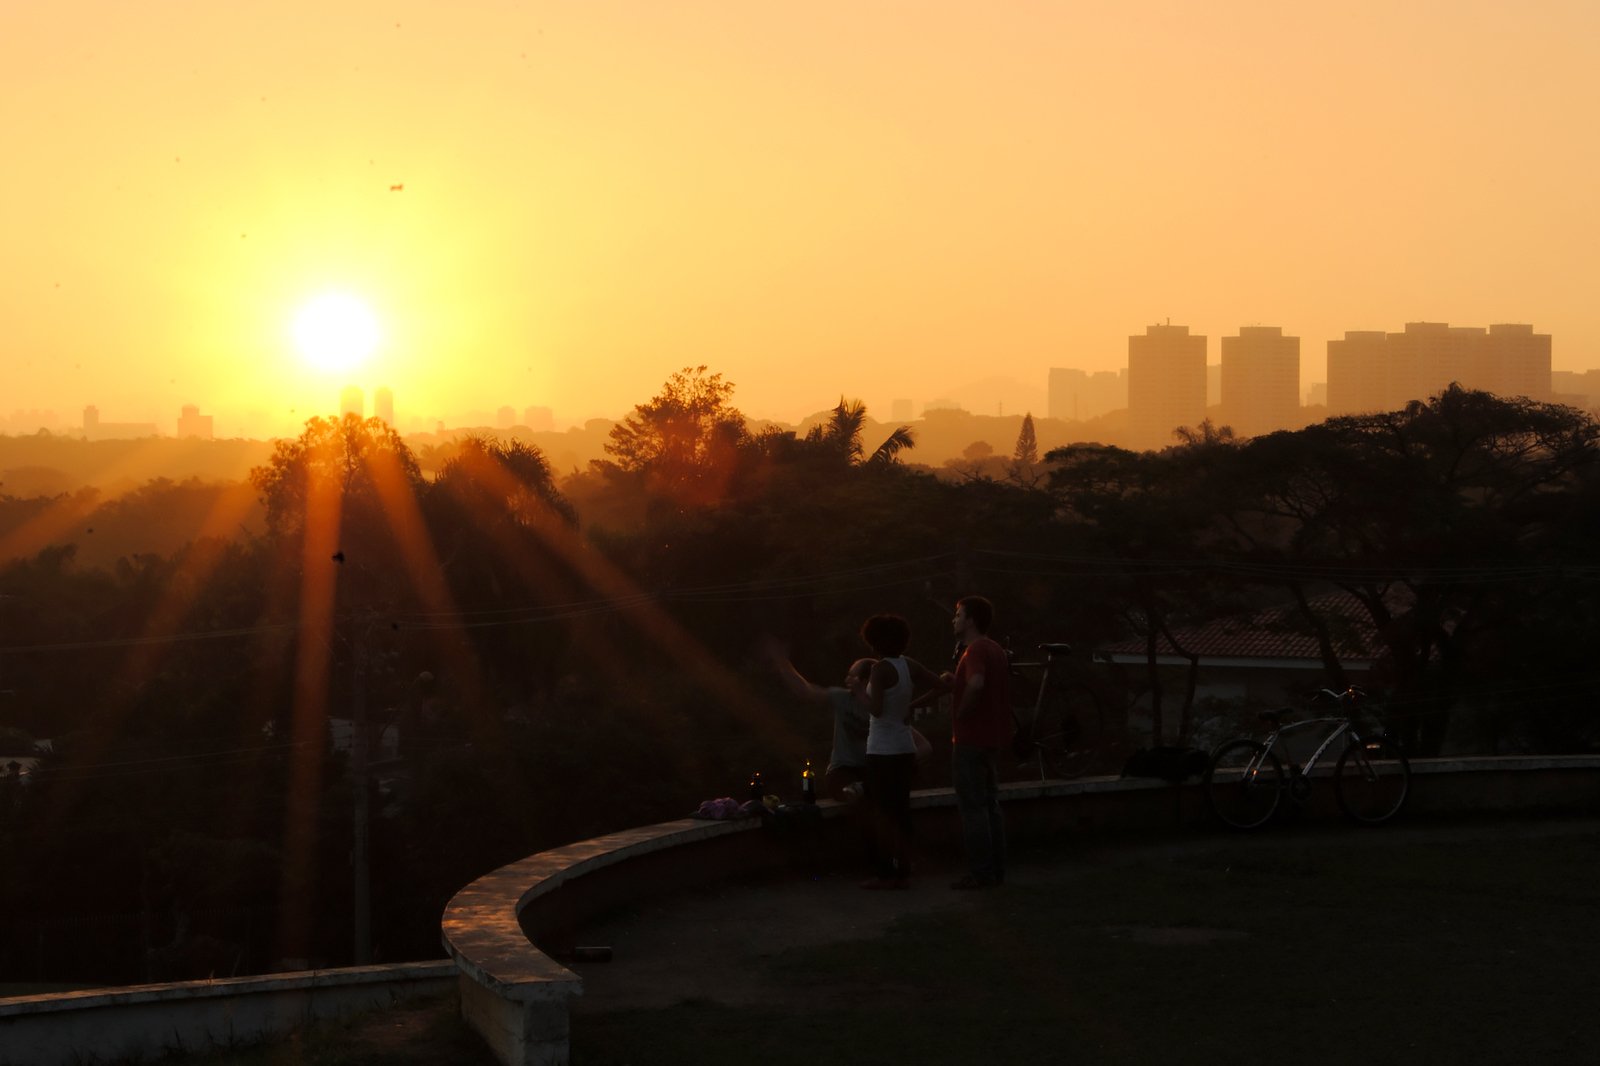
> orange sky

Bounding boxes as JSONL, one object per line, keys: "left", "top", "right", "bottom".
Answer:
{"left": 4, "top": 1, "right": 1597, "bottom": 438}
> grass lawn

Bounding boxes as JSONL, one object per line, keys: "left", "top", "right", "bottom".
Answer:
{"left": 571, "top": 816, "right": 1600, "bottom": 1065}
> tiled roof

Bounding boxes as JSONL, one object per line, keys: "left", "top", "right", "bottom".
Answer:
{"left": 1096, "top": 590, "right": 1387, "bottom": 662}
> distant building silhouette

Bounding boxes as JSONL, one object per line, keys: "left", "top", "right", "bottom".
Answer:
{"left": 0, "top": 409, "right": 61, "bottom": 434}
{"left": 522, "top": 406, "right": 554, "bottom": 432}
{"left": 176, "top": 404, "right": 214, "bottom": 440}
{"left": 497, "top": 405, "right": 517, "bottom": 429}
{"left": 373, "top": 387, "right": 394, "bottom": 426}
{"left": 340, "top": 386, "right": 364, "bottom": 419}
{"left": 82, "top": 404, "right": 158, "bottom": 441}
{"left": 1327, "top": 322, "right": 1550, "bottom": 415}
{"left": 1326, "top": 330, "right": 1389, "bottom": 414}
{"left": 1551, "top": 369, "right": 1600, "bottom": 411}
{"left": 1305, "top": 382, "right": 1328, "bottom": 407}
{"left": 1128, "top": 324, "right": 1206, "bottom": 447}
{"left": 1220, "top": 326, "right": 1300, "bottom": 437}
{"left": 1047, "top": 368, "right": 1126, "bottom": 422}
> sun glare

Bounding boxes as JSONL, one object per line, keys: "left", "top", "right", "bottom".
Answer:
{"left": 291, "top": 293, "right": 381, "bottom": 373}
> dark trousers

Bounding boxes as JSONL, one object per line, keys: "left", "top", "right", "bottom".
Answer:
{"left": 953, "top": 743, "right": 1006, "bottom": 884}
{"left": 864, "top": 752, "right": 917, "bottom": 879}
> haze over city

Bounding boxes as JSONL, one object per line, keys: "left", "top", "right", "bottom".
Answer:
{"left": 5, "top": 1, "right": 1598, "bottom": 438}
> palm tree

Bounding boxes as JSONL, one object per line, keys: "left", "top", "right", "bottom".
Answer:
{"left": 804, "top": 398, "right": 915, "bottom": 466}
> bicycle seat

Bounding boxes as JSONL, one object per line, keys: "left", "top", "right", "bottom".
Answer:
{"left": 1037, "top": 642, "right": 1072, "bottom": 656}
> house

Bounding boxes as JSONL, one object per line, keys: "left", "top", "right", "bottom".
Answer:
{"left": 1092, "top": 590, "right": 1387, "bottom": 748}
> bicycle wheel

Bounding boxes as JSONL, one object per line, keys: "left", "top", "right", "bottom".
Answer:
{"left": 1205, "top": 739, "right": 1284, "bottom": 830}
{"left": 1334, "top": 733, "right": 1410, "bottom": 825}
{"left": 1035, "top": 712, "right": 1092, "bottom": 779}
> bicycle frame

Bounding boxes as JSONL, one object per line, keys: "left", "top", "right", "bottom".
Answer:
{"left": 1209, "top": 687, "right": 1409, "bottom": 829}
{"left": 1008, "top": 644, "right": 1073, "bottom": 780}
{"left": 1253, "top": 716, "right": 1352, "bottom": 780}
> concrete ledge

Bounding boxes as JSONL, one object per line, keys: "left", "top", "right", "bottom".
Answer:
{"left": 444, "top": 754, "right": 1599, "bottom": 1066}
{"left": 0, "top": 961, "right": 456, "bottom": 1066}
{"left": 439, "top": 817, "right": 762, "bottom": 1066}
{"left": 6, "top": 756, "right": 1593, "bottom": 1066}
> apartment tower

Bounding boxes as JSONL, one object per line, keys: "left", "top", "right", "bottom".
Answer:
{"left": 1220, "top": 326, "right": 1300, "bottom": 437}
{"left": 1327, "top": 322, "right": 1551, "bottom": 415}
{"left": 1128, "top": 324, "right": 1206, "bottom": 448}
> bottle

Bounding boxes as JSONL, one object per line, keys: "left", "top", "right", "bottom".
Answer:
{"left": 748, "top": 770, "right": 763, "bottom": 802}
{"left": 801, "top": 759, "right": 816, "bottom": 804}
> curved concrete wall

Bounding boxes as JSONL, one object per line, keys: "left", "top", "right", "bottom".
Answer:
{"left": 4, "top": 757, "right": 1595, "bottom": 1066}
{"left": 442, "top": 755, "right": 1600, "bottom": 1066}
{"left": 0, "top": 962, "right": 455, "bottom": 1066}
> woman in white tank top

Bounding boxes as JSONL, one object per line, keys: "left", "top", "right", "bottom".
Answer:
{"left": 866, "top": 656, "right": 916, "bottom": 756}
{"left": 859, "top": 614, "right": 939, "bottom": 889}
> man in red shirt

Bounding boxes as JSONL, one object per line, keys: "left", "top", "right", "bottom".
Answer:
{"left": 947, "top": 595, "right": 1011, "bottom": 889}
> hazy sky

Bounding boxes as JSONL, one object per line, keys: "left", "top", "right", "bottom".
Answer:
{"left": 4, "top": 1, "right": 1597, "bottom": 437}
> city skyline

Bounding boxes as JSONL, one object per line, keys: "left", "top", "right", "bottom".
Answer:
{"left": 0, "top": 308, "right": 1587, "bottom": 440}
{"left": 5, "top": 2, "right": 1598, "bottom": 439}
{"left": 11, "top": 312, "right": 1585, "bottom": 445}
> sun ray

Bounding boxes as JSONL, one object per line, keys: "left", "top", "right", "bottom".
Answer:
{"left": 274, "top": 456, "right": 343, "bottom": 964}
{"left": 0, "top": 440, "right": 175, "bottom": 565}
{"left": 22, "top": 474, "right": 268, "bottom": 845}
{"left": 450, "top": 448, "right": 795, "bottom": 749}
{"left": 360, "top": 442, "right": 495, "bottom": 721}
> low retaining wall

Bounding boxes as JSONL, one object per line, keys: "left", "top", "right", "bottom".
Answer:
{"left": 4, "top": 756, "right": 1593, "bottom": 1066}
{"left": 0, "top": 961, "right": 455, "bottom": 1066}
{"left": 443, "top": 754, "right": 1600, "bottom": 1066}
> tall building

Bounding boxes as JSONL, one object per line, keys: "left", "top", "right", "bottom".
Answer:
{"left": 176, "top": 404, "right": 214, "bottom": 440}
{"left": 340, "top": 386, "right": 364, "bottom": 418}
{"left": 1128, "top": 324, "right": 1206, "bottom": 447}
{"left": 1220, "top": 326, "right": 1300, "bottom": 437}
{"left": 373, "top": 387, "right": 395, "bottom": 426}
{"left": 1385, "top": 322, "right": 1478, "bottom": 413}
{"left": 1327, "top": 322, "right": 1551, "bottom": 415}
{"left": 1326, "top": 331, "right": 1389, "bottom": 414}
{"left": 497, "top": 405, "right": 517, "bottom": 428}
{"left": 1048, "top": 368, "right": 1127, "bottom": 422}
{"left": 1482, "top": 323, "right": 1551, "bottom": 402}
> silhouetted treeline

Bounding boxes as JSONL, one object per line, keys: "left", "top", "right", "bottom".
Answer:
{"left": 2, "top": 375, "right": 1597, "bottom": 986}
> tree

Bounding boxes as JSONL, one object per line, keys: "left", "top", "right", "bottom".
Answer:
{"left": 1043, "top": 435, "right": 1247, "bottom": 745}
{"left": 1012, "top": 414, "right": 1038, "bottom": 465}
{"left": 800, "top": 398, "right": 916, "bottom": 467}
{"left": 249, "top": 414, "right": 423, "bottom": 540}
{"left": 1213, "top": 387, "right": 1600, "bottom": 754}
{"left": 604, "top": 367, "right": 745, "bottom": 468}
{"left": 1009, "top": 413, "right": 1041, "bottom": 487}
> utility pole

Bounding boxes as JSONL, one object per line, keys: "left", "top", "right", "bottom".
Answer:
{"left": 351, "top": 609, "right": 371, "bottom": 965}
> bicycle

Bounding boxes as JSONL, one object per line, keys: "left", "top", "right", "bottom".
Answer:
{"left": 1204, "top": 687, "right": 1410, "bottom": 830}
{"left": 1006, "top": 642, "right": 1096, "bottom": 780}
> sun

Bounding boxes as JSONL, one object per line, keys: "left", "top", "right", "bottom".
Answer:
{"left": 290, "top": 292, "right": 382, "bottom": 373}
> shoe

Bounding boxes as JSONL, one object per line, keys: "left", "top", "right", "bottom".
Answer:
{"left": 949, "top": 874, "right": 996, "bottom": 891}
